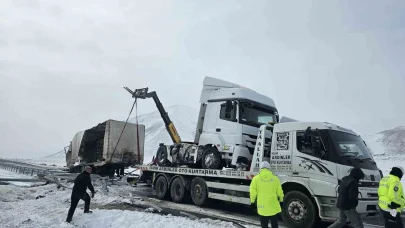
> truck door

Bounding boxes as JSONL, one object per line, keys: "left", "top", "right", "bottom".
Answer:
{"left": 215, "top": 101, "right": 238, "bottom": 147}
{"left": 199, "top": 101, "right": 238, "bottom": 152}
{"left": 292, "top": 130, "right": 338, "bottom": 197}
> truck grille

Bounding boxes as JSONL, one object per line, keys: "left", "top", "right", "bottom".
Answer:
{"left": 367, "top": 193, "right": 378, "bottom": 198}
{"left": 359, "top": 181, "right": 379, "bottom": 188}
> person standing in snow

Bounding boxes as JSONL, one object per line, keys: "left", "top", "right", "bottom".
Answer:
{"left": 378, "top": 166, "right": 404, "bottom": 228}
{"left": 327, "top": 167, "right": 365, "bottom": 228}
{"left": 66, "top": 166, "right": 95, "bottom": 223}
{"left": 249, "top": 161, "right": 284, "bottom": 228}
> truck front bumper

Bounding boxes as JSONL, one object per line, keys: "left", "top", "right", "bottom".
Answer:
{"left": 315, "top": 196, "right": 379, "bottom": 222}
{"left": 357, "top": 199, "right": 379, "bottom": 215}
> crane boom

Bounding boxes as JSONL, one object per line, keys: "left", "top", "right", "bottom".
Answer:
{"left": 124, "top": 87, "right": 182, "bottom": 144}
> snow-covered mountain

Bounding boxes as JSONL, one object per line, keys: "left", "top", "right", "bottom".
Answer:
{"left": 21, "top": 150, "right": 67, "bottom": 168}
{"left": 130, "top": 105, "right": 198, "bottom": 164}
{"left": 363, "top": 126, "right": 405, "bottom": 155}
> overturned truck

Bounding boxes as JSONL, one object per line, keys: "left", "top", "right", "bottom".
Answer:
{"left": 65, "top": 119, "right": 145, "bottom": 176}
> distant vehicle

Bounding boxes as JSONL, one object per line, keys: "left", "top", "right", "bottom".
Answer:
{"left": 65, "top": 119, "right": 145, "bottom": 176}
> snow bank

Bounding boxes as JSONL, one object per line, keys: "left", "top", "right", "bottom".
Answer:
{"left": 0, "top": 183, "right": 238, "bottom": 228}
{"left": 63, "top": 209, "right": 236, "bottom": 228}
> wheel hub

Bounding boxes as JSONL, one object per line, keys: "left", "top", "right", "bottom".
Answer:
{"left": 204, "top": 154, "right": 215, "bottom": 168}
{"left": 175, "top": 184, "right": 181, "bottom": 195}
{"left": 287, "top": 199, "right": 307, "bottom": 221}
{"left": 194, "top": 184, "right": 202, "bottom": 199}
{"left": 158, "top": 182, "right": 164, "bottom": 192}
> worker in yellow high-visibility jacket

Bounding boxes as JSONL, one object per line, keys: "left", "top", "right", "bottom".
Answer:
{"left": 378, "top": 165, "right": 404, "bottom": 228}
{"left": 249, "top": 161, "right": 284, "bottom": 228}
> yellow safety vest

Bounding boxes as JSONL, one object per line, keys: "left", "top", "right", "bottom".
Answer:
{"left": 377, "top": 174, "right": 405, "bottom": 213}
{"left": 249, "top": 168, "right": 284, "bottom": 216}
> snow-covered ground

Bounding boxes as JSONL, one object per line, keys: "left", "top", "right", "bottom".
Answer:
{"left": 0, "top": 181, "right": 242, "bottom": 228}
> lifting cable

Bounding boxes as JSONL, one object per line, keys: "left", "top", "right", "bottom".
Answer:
{"left": 108, "top": 98, "right": 138, "bottom": 163}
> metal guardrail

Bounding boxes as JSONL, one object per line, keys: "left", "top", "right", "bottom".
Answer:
{"left": 0, "top": 162, "right": 61, "bottom": 177}
{"left": 0, "top": 160, "right": 123, "bottom": 194}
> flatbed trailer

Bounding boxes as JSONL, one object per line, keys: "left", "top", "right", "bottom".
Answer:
{"left": 137, "top": 124, "right": 382, "bottom": 228}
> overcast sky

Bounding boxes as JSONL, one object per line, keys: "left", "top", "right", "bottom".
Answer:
{"left": 1, "top": 0, "right": 404, "bottom": 159}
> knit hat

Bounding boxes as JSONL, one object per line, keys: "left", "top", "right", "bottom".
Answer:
{"left": 390, "top": 166, "right": 404, "bottom": 179}
{"left": 260, "top": 161, "right": 271, "bottom": 170}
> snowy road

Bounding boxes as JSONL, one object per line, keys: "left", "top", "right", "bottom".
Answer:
{"left": 1, "top": 156, "right": 405, "bottom": 228}
{"left": 0, "top": 181, "right": 254, "bottom": 228}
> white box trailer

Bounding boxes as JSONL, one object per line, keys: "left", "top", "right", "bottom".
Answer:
{"left": 65, "top": 119, "right": 145, "bottom": 175}
{"left": 136, "top": 122, "right": 382, "bottom": 228}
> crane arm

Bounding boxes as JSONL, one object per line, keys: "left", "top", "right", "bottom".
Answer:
{"left": 124, "top": 87, "right": 182, "bottom": 144}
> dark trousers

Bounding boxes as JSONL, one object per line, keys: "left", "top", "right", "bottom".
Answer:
{"left": 66, "top": 192, "right": 91, "bottom": 222}
{"left": 381, "top": 210, "right": 403, "bottom": 228}
{"left": 327, "top": 209, "right": 364, "bottom": 228}
{"left": 260, "top": 215, "right": 278, "bottom": 228}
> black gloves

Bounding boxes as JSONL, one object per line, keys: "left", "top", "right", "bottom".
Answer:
{"left": 91, "top": 192, "right": 95, "bottom": 198}
{"left": 388, "top": 202, "right": 400, "bottom": 209}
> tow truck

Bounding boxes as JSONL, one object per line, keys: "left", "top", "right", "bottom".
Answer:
{"left": 125, "top": 77, "right": 382, "bottom": 228}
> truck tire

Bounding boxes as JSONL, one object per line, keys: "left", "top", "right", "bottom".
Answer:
{"left": 155, "top": 175, "right": 169, "bottom": 200}
{"left": 190, "top": 177, "right": 208, "bottom": 206}
{"left": 281, "top": 191, "right": 317, "bottom": 228}
{"left": 201, "top": 146, "right": 221, "bottom": 169}
{"left": 170, "top": 177, "right": 186, "bottom": 203}
{"left": 156, "top": 145, "right": 168, "bottom": 166}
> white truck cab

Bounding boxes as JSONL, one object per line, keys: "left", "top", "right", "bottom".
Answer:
{"left": 194, "top": 77, "right": 279, "bottom": 169}
{"left": 252, "top": 121, "right": 381, "bottom": 226}
{"left": 137, "top": 120, "right": 381, "bottom": 228}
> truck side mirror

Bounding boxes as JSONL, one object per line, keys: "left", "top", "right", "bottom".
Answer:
{"left": 304, "top": 127, "right": 312, "bottom": 137}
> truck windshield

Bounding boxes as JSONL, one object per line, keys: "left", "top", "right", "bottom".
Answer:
{"left": 239, "top": 103, "right": 276, "bottom": 127}
{"left": 328, "top": 130, "right": 373, "bottom": 160}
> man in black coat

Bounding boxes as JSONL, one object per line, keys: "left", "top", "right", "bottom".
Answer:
{"left": 66, "top": 166, "right": 95, "bottom": 223}
{"left": 328, "top": 167, "right": 365, "bottom": 228}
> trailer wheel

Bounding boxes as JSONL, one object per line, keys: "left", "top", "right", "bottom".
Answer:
{"left": 190, "top": 177, "right": 208, "bottom": 206}
{"left": 281, "top": 191, "right": 317, "bottom": 228}
{"left": 170, "top": 177, "right": 186, "bottom": 203}
{"left": 201, "top": 146, "right": 221, "bottom": 169}
{"left": 155, "top": 176, "right": 169, "bottom": 200}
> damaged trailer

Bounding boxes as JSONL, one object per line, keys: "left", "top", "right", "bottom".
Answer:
{"left": 65, "top": 119, "right": 145, "bottom": 176}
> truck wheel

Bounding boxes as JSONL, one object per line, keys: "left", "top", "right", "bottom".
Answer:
{"left": 190, "top": 177, "right": 208, "bottom": 206}
{"left": 170, "top": 177, "right": 186, "bottom": 203}
{"left": 155, "top": 176, "right": 169, "bottom": 200}
{"left": 281, "top": 191, "right": 317, "bottom": 228}
{"left": 201, "top": 146, "right": 221, "bottom": 169}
